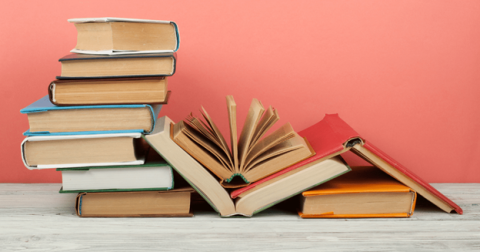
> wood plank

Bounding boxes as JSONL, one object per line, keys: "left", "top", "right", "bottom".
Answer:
{"left": 0, "top": 183, "right": 478, "bottom": 251}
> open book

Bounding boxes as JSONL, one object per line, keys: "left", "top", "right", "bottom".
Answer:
{"left": 144, "top": 116, "right": 350, "bottom": 217}
{"left": 234, "top": 113, "right": 462, "bottom": 214}
{"left": 172, "top": 96, "right": 315, "bottom": 188}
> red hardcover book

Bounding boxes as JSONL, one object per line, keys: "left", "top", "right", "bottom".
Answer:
{"left": 232, "top": 114, "right": 462, "bottom": 214}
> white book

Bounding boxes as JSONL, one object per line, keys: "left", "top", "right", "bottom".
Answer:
{"left": 59, "top": 163, "right": 173, "bottom": 192}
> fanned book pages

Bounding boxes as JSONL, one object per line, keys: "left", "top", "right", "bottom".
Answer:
{"left": 144, "top": 117, "right": 350, "bottom": 217}
{"left": 68, "top": 17, "right": 180, "bottom": 55}
{"left": 173, "top": 96, "right": 315, "bottom": 188}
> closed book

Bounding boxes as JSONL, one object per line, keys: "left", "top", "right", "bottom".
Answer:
{"left": 21, "top": 133, "right": 147, "bottom": 169}
{"left": 21, "top": 95, "right": 162, "bottom": 136}
{"left": 69, "top": 17, "right": 179, "bottom": 54}
{"left": 299, "top": 166, "right": 417, "bottom": 218}
{"left": 48, "top": 77, "right": 171, "bottom": 105}
{"left": 57, "top": 53, "right": 177, "bottom": 79}
{"left": 76, "top": 188, "right": 194, "bottom": 217}
{"left": 57, "top": 161, "right": 173, "bottom": 193}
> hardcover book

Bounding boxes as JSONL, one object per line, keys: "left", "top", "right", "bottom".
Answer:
{"left": 57, "top": 53, "right": 177, "bottom": 79}
{"left": 298, "top": 166, "right": 417, "bottom": 218}
{"left": 57, "top": 162, "right": 173, "bottom": 193}
{"left": 21, "top": 133, "right": 147, "bottom": 169}
{"left": 144, "top": 116, "right": 350, "bottom": 217}
{"left": 69, "top": 17, "right": 180, "bottom": 54}
{"left": 21, "top": 95, "right": 162, "bottom": 136}
{"left": 235, "top": 114, "right": 462, "bottom": 214}
{"left": 48, "top": 77, "right": 171, "bottom": 105}
{"left": 173, "top": 96, "right": 315, "bottom": 188}
{"left": 75, "top": 188, "right": 194, "bottom": 217}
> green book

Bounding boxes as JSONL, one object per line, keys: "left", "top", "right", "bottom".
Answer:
{"left": 57, "top": 161, "right": 173, "bottom": 193}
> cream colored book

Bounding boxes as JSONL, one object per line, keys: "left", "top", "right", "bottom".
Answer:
{"left": 68, "top": 17, "right": 179, "bottom": 54}
{"left": 172, "top": 96, "right": 315, "bottom": 188}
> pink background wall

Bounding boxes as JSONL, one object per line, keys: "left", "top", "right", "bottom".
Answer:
{"left": 1, "top": 0, "right": 479, "bottom": 183}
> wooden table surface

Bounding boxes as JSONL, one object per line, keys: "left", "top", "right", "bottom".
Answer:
{"left": 0, "top": 183, "right": 479, "bottom": 252}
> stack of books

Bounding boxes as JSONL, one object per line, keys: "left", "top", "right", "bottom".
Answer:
{"left": 20, "top": 18, "right": 194, "bottom": 217}
{"left": 20, "top": 17, "right": 463, "bottom": 218}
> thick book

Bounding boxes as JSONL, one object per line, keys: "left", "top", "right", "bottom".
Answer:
{"left": 234, "top": 114, "right": 462, "bottom": 214}
{"left": 57, "top": 53, "right": 177, "bottom": 79}
{"left": 21, "top": 95, "right": 162, "bottom": 136}
{"left": 144, "top": 116, "right": 350, "bottom": 217}
{"left": 173, "top": 96, "right": 315, "bottom": 188}
{"left": 48, "top": 77, "right": 171, "bottom": 105}
{"left": 75, "top": 188, "right": 194, "bottom": 217}
{"left": 21, "top": 133, "right": 147, "bottom": 169}
{"left": 57, "top": 162, "right": 173, "bottom": 193}
{"left": 68, "top": 17, "right": 180, "bottom": 54}
{"left": 299, "top": 166, "right": 417, "bottom": 218}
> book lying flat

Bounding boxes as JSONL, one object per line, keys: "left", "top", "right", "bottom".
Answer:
{"left": 21, "top": 95, "right": 162, "bottom": 136}
{"left": 48, "top": 77, "right": 171, "bottom": 105}
{"left": 57, "top": 53, "right": 176, "bottom": 79}
{"left": 243, "top": 114, "right": 462, "bottom": 214}
{"left": 68, "top": 17, "right": 179, "bottom": 54}
{"left": 57, "top": 162, "right": 173, "bottom": 193}
{"left": 144, "top": 116, "right": 350, "bottom": 217}
{"left": 299, "top": 166, "right": 417, "bottom": 218}
{"left": 76, "top": 188, "right": 194, "bottom": 217}
{"left": 21, "top": 133, "right": 147, "bottom": 169}
{"left": 173, "top": 96, "right": 315, "bottom": 188}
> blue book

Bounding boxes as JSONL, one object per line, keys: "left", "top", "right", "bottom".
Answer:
{"left": 21, "top": 95, "right": 162, "bottom": 136}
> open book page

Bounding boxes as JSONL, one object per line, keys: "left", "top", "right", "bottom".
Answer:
{"left": 186, "top": 114, "right": 218, "bottom": 144}
{"left": 200, "top": 107, "right": 233, "bottom": 168}
{"left": 175, "top": 121, "right": 234, "bottom": 174}
{"left": 250, "top": 106, "right": 279, "bottom": 148}
{"left": 244, "top": 135, "right": 305, "bottom": 172}
{"left": 226, "top": 96, "right": 239, "bottom": 173}
{"left": 242, "top": 123, "right": 296, "bottom": 171}
{"left": 238, "top": 99, "right": 265, "bottom": 170}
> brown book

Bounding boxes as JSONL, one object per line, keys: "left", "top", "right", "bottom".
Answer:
{"left": 299, "top": 166, "right": 417, "bottom": 218}
{"left": 21, "top": 133, "right": 148, "bottom": 169}
{"left": 75, "top": 188, "right": 194, "bottom": 217}
{"left": 21, "top": 96, "right": 162, "bottom": 135}
{"left": 172, "top": 96, "right": 315, "bottom": 188}
{"left": 57, "top": 53, "right": 176, "bottom": 79}
{"left": 69, "top": 18, "right": 179, "bottom": 53}
{"left": 48, "top": 77, "right": 170, "bottom": 105}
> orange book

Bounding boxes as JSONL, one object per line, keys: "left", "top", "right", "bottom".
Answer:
{"left": 299, "top": 166, "right": 417, "bottom": 218}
